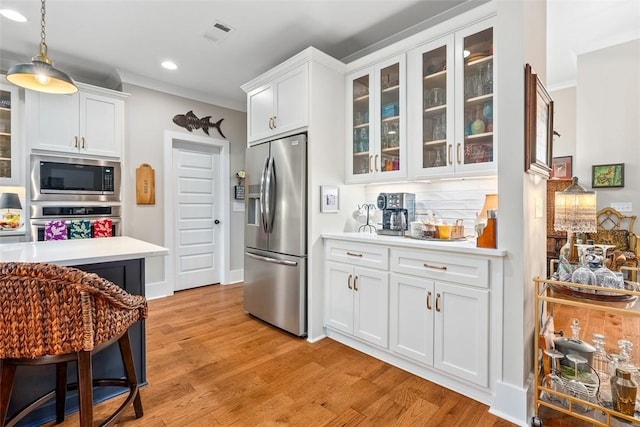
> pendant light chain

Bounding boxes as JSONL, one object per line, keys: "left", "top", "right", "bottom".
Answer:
{"left": 39, "top": 0, "right": 48, "bottom": 57}
{"left": 40, "top": 0, "right": 46, "bottom": 45}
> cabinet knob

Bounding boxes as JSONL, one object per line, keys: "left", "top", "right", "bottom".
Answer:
{"left": 426, "top": 291, "right": 432, "bottom": 310}
{"left": 347, "top": 274, "right": 353, "bottom": 289}
{"left": 435, "top": 293, "right": 441, "bottom": 312}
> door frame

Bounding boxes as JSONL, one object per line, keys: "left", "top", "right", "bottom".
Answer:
{"left": 163, "top": 130, "right": 230, "bottom": 296}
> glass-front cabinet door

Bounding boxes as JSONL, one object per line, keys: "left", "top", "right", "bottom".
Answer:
{"left": 349, "top": 72, "right": 372, "bottom": 180}
{"left": 455, "top": 22, "right": 494, "bottom": 172}
{"left": 346, "top": 55, "right": 406, "bottom": 183}
{"left": 413, "top": 35, "right": 455, "bottom": 176}
{"left": 0, "top": 81, "right": 19, "bottom": 185}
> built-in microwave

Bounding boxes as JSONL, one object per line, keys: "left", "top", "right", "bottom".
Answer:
{"left": 30, "top": 155, "right": 121, "bottom": 202}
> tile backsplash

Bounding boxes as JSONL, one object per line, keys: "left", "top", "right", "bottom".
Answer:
{"left": 359, "top": 177, "right": 498, "bottom": 235}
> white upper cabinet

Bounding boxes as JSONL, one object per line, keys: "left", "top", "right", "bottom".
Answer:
{"left": 346, "top": 54, "right": 406, "bottom": 183}
{"left": 246, "top": 63, "right": 308, "bottom": 143}
{"left": 409, "top": 19, "right": 495, "bottom": 179}
{"left": 0, "top": 81, "right": 22, "bottom": 186}
{"left": 26, "top": 83, "right": 126, "bottom": 158}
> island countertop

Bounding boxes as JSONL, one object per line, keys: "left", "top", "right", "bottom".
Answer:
{"left": 0, "top": 236, "right": 169, "bottom": 265}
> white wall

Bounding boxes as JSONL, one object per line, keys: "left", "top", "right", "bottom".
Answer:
{"left": 549, "top": 86, "right": 576, "bottom": 159}
{"left": 121, "top": 83, "right": 246, "bottom": 296}
{"left": 575, "top": 40, "right": 640, "bottom": 211}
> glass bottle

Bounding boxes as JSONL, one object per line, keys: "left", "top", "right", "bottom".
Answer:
{"left": 592, "top": 333, "right": 612, "bottom": 403}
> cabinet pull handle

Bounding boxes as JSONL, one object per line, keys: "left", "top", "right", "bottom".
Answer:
{"left": 426, "top": 291, "right": 432, "bottom": 310}
{"left": 436, "top": 293, "right": 441, "bottom": 312}
{"left": 457, "top": 143, "right": 462, "bottom": 164}
{"left": 81, "top": 137, "right": 86, "bottom": 149}
{"left": 353, "top": 276, "right": 358, "bottom": 291}
{"left": 348, "top": 274, "right": 353, "bottom": 289}
{"left": 73, "top": 136, "right": 78, "bottom": 148}
{"left": 369, "top": 155, "right": 373, "bottom": 172}
{"left": 423, "top": 263, "right": 447, "bottom": 271}
{"left": 346, "top": 252, "right": 363, "bottom": 258}
{"left": 272, "top": 116, "right": 277, "bottom": 128}
{"left": 374, "top": 154, "right": 379, "bottom": 172}
{"left": 268, "top": 117, "right": 273, "bottom": 129}
{"left": 448, "top": 144, "right": 453, "bottom": 165}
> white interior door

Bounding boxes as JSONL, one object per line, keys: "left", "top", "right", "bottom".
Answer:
{"left": 173, "top": 143, "right": 221, "bottom": 290}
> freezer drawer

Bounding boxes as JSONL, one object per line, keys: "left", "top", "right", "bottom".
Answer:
{"left": 243, "top": 249, "right": 307, "bottom": 336}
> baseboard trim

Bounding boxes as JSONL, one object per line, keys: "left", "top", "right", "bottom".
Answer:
{"left": 145, "top": 280, "right": 171, "bottom": 300}
{"left": 224, "top": 269, "right": 243, "bottom": 285}
{"left": 490, "top": 377, "right": 531, "bottom": 426}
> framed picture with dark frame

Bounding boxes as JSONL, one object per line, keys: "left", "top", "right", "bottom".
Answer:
{"left": 592, "top": 163, "right": 624, "bottom": 188}
{"left": 524, "top": 63, "right": 554, "bottom": 178}
{"left": 551, "top": 156, "right": 572, "bottom": 179}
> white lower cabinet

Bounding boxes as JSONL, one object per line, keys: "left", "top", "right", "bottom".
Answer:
{"left": 326, "top": 261, "right": 389, "bottom": 348}
{"left": 389, "top": 273, "right": 489, "bottom": 387}
{"left": 324, "top": 237, "right": 502, "bottom": 405}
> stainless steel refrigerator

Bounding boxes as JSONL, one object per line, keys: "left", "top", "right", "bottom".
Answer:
{"left": 244, "top": 132, "right": 307, "bottom": 336}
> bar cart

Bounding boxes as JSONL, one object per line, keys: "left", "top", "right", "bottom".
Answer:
{"left": 533, "top": 276, "right": 640, "bottom": 426}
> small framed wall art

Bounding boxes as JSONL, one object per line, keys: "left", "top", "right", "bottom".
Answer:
{"left": 320, "top": 186, "right": 339, "bottom": 213}
{"left": 524, "top": 64, "right": 554, "bottom": 179}
{"left": 592, "top": 163, "right": 624, "bottom": 188}
{"left": 551, "top": 156, "right": 572, "bottom": 179}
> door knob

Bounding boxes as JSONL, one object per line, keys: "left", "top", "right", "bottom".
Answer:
{"left": 214, "top": 220, "right": 220, "bottom": 224}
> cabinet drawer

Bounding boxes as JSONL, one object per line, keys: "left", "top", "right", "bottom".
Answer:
{"left": 325, "top": 240, "right": 388, "bottom": 270}
{"left": 390, "top": 248, "right": 489, "bottom": 288}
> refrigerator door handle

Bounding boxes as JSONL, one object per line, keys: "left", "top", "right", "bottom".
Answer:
{"left": 259, "top": 156, "right": 270, "bottom": 233}
{"left": 264, "top": 155, "right": 276, "bottom": 233}
{"left": 245, "top": 251, "right": 298, "bottom": 267}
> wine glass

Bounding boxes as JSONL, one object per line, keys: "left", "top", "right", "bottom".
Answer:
{"left": 542, "top": 349, "right": 567, "bottom": 406}
{"left": 565, "top": 353, "right": 591, "bottom": 412}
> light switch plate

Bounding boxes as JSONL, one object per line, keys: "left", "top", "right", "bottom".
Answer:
{"left": 611, "top": 202, "right": 632, "bottom": 212}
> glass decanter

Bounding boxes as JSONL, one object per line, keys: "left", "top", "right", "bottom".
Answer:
{"left": 592, "top": 333, "right": 612, "bottom": 403}
{"left": 571, "top": 244, "right": 597, "bottom": 287}
{"left": 617, "top": 339, "right": 639, "bottom": 381}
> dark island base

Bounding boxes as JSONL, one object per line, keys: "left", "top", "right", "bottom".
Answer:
{"left": 6, "top": 258, "right": 147, "bottom": 427}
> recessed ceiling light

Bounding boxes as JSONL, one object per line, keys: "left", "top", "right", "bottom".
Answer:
{"left": 0, "top": 9, "right": 27, "bottom": 22}
{"left": 161, "top": 60, "right": 178, "bottom": 70}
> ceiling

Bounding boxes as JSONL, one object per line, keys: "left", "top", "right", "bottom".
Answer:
{"left": 1, "top": 0, "right": 638, "bottom": 112}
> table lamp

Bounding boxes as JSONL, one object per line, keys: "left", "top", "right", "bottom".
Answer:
{"left": 477, "top": 193, "right": 498, "bottom": 248}
{"left": 553, "top": 177, "right": 597, "bottom": 263}
{"left": 0, "top": 192, "right": 22, "bottom": 215}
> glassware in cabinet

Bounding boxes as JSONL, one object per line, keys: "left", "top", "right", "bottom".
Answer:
{"left": 379, "top": 62, "right": 401, "bottom": 174}
{"left": 0, "top": 85, "right": 17, "bottom": 182}
{"left": 420, "top": 44, "right": 449, "bottom": 171}
{"left": 460, "top": 26, "right": 494, "bottom": 167}
{"left": 352, "top": 75, "right": 371, "bottom": 177}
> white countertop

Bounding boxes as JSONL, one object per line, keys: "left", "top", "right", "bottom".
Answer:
{"left": 322, "top": 232, "right": 507, "bottom": 257}
{"left": 0, "top": 236, "right": 169, "bottom": 266}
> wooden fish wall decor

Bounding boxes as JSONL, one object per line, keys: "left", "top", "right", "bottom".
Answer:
{"left": 172, "top": 110, "right": 226, "bottom": 138}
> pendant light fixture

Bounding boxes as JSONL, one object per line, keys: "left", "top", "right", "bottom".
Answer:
{"left": 7, "top": 0, "right": 77, "bottom": 94}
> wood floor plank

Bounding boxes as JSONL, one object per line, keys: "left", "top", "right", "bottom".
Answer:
{"left": 40, "top": 283, "right": 519, "bottom": 426}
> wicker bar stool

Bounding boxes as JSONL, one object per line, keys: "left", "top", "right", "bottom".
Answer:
{"left": 0, "top": 262, "right": 147, "bottom": 426}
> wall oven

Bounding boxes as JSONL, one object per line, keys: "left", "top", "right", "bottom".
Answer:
{"left": 30, "top": 155, "right": 121, "bottom": 202}
{"left": 30, "top": 205, "right": 121, "bottom": 241}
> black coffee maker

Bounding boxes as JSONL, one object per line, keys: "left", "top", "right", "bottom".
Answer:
{"left": 376, "top": 193, "right": 416, "bottom": 236}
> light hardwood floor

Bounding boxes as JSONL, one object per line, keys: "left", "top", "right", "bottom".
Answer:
{"left": 44, "top": 284, "right": 525, "bottom": 426}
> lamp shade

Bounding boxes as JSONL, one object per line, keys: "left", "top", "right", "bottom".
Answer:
{"left": 554, "top": 177, "right": 597, "bottom": 233}
{"left": 479, "top": 193, "right": 498, "bottom": 220}
{"left": 7, "top": 60, "right": 78, "bottom": 95}
{"left": 0, "top": 193, "right": 22, "bottom": 210}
